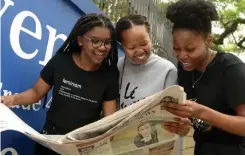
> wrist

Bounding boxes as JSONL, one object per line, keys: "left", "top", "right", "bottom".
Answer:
{"left": 12, "top": 94, "right": 17, "bottom": 106}
{"left": 197, "top": 105, "right": 210, "bottom": 121}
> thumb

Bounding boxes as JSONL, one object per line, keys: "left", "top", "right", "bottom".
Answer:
{"left": 1, "top": 96, "right": 5, "bottom": 103}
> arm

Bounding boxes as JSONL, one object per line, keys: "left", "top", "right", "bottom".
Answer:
{"left": 2, "top": 77, "right": 51, "bottom": 106}
{"left": 164, "top": 67, "right": 178, "bottom": 88}
{"left": 2, "top": 53, "right": 57, "bottom": 107}
{"left": 165, "top": 64, "right": 245, "bottom": 136}
{"left": 102, "top": 100, "right": 117, "bottom": 116}
{"left": 199, "top": 63, "right": 245, "bottom": 136}
{"left": 165, "top": 101, "right": 245, "bottom": 136}
{"left": 199, "top": 104, "right": 245, "bottom": 136}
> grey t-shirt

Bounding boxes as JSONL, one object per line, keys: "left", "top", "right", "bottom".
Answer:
{"left": 118, "top": 54, "right": 177, "bottom": 109}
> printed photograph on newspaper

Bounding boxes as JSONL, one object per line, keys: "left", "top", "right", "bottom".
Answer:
{"left": 109, "top": 118, "right": 178, "bottom": 155}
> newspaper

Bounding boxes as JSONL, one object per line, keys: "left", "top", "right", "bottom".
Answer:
{"left": 0, "top": 85, "right": 186, "bottom": 155}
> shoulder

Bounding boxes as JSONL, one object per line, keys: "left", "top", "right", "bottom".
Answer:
{"left": 102, "top": 64, "right": 119, "bottom": 79}
{"left": 152, "top": 54, "right": 177, "bottom": 71}
{"left": 214, "top": 51, "right": 245, "bottom": 81}
{"left": 117, "top": 56, "right": 125, "bottom": 69}
{"left": 47, "top": 52, "right": 70, "bottom": 65}
{"left": 216, "top": 51, "right": 244, "bottom": 70}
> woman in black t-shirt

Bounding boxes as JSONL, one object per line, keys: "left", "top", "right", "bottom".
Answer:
{"left": 1, "top": 14, "right": 119, "bottom": 154}
{"left": 164, "top": 0, "right": 245, "bottom": 154}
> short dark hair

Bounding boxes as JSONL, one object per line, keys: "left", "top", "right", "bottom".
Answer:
{"left": 166, "top": 0, "right": 219, "bottom": 36}
{"left": 116, "top": 14, "right": 150, "bottom": 43}
{"left": 57, "top": 13, "right": 118, "bottom": 67}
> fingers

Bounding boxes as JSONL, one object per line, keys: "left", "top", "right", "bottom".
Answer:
{"left": 163, "top": 102, "right": 193, "bottom": 118}
{"left": 1, "top": 96, "right": 4, "bottom": 103}
{"left": 167, "top": 103, "right": 186, "bottom": 109}
{"left": 163, "top": 124, "right": 190, "bottom": 136}
{"left": 164, "top": 106, "right": 191, "bottom": 118}
{"left": 1, "top": 96, "right": 13, "bottom": 107}
{"left": 163, "top": 125, "right": 190, "bottom": 136}
{"left": 162, "top": 118, "right": 191, "bottom": 136}
{"left": 176, "top": 117, "right": 191, "bottom": 125}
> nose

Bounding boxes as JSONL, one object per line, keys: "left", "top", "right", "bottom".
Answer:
{"left": 135, "top": 48, "right": 144, "bottom": 55}
{"left": 97, "top": 43, "right": 108, "bottom": 52}
{"left": 176, "top": 50, "right": 188, "bottom": 61}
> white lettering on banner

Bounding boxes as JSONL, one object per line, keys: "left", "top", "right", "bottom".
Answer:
{"left": 39, "top": 25, "right": 67, "bottom": 66}
{"left": 0, "top": 0, "right": 14, "bottom": 18}
{"left": 10, "top": 11, "right": 42, "bottom": 59}
{"left": 45, "top": 97, "right": 52, "bottom": 108}
{"left": 1, "top": 0, "right": 68, "bottom": 66}
{"left": 0, "top": 82, "right": 48, "bottom": 111}
{"left": 1, "top": 147, "right": 18, "bottom": 155}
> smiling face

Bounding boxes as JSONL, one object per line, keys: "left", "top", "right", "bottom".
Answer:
{"left": 173, "top": 28, "right": 212, "bottom": 71}
{"left": 78, "top": 26, "right": 112, "bottom": 65}
{"left": 121, "top": 25, "right": 152, "bottom": 65}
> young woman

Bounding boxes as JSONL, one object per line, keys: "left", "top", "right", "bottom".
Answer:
{"left": 1, "top": 13, "right": 119, "bottom": 154}
{"left": 116, "top": 15, "right": 191, "bottom": 137}
{"left": 165, "top": 0, "right": 245, "bottom": 154}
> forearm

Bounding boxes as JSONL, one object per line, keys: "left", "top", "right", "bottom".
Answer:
{"left": 199, "top": 106, "right": 245, "bottom": 136}
{"left": 103, "top": 105, "right": 117, "bottom": 116}
{"left": 13, "top": 88, "right": 43, "bottom": 106}
{"left": 103, "top": 100, "right": 117, "bottom": 116}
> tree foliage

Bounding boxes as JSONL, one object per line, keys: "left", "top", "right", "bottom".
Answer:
{"left": 92, "top": 0, "right": 245, "bottom": 52}
{"left": 212, "top": 0, "right": 245, "bottom": 52}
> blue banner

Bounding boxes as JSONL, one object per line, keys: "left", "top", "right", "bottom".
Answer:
{"left": 0, "top": 0, "right": 111, "bottom": 154}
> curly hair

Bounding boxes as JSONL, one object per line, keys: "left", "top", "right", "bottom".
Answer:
{"left": 166, "top": 0, "right": 219, "bottom": 36}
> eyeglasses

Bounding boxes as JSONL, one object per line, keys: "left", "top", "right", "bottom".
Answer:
{"left": 83, "top": 35, "right": 112, "bottom": 49}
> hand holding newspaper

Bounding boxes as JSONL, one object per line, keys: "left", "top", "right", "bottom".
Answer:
{"left": 0, "top": 85, "right": 186, "bottom": 155}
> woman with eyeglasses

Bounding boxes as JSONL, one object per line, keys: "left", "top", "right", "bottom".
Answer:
{"left": 1, "top": 13, "right": 119, "bottom": 154}
{"left": 164, "top": 0, "right": 245, "bottom": 154}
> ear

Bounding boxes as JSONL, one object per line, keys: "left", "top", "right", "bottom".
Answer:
{"left": 77, "top": 36, "right": 83, "bottom": 46}
{"left": 205, "top": 34, "right": 213, "bottom": 48}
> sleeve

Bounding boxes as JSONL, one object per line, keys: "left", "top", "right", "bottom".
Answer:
{"left": 103, "top": 67, "right": 120, "bottom": 101}
{"left": 164, "top": 66, "right": 178, "bottom": 88}
{"left": 224, "top": 64, "right": 245, "bottom": 109}
{"left": 40, "top": 54, "right": 58, "bottom": 86}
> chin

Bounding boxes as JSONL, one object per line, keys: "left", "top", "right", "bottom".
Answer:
{"left": 183, "top": 67, "right": 194, "bottom": 71}
{"left": 93, "top": 58, "right": 104, "bottom": 65}
{"left": 181, "top": 63, "right": 194, "bottom": 71}
{"left": 133, "top": 59, "right": 148, "bottom": 65}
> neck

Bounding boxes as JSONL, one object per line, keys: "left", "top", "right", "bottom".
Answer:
{"left": 197, "top": 49, "right": 216, "bottom": 72}
{"left": 74, "top": 53, "right": 100, "bottom": 71}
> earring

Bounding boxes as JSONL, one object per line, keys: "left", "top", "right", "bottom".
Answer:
{"left": 79, "top": 43, "right": 82, "bottom": 46}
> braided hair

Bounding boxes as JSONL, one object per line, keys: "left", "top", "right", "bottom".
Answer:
{"left": 116, "top": 14, "right": 150, "bottom": 43}
{"left": 57, "top": 13, "right": 118, "bottom": 67}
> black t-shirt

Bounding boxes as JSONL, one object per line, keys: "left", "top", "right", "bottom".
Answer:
{"left": 40, "top": 52, "right": 119, "bottom": 133}
{"left": 178, "top": 52, "right": 245, "bottom": 154}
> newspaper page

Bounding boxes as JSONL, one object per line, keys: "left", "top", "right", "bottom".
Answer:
{"left": 0, "top": 85, "right": 186, "bottom": 155}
